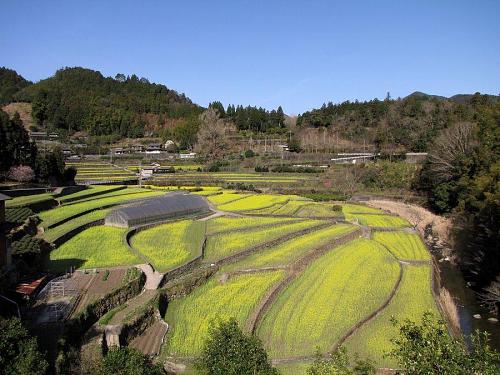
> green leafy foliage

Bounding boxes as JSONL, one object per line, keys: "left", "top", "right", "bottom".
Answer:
{"left": 418, "top": 95, "right": 500, "bottom": 290}
{"left": 196, "top": 318, "right": 278, "bottom": 375}
{"left": 0, "top": 67, "right": 31, "bottom": 104}
{"left": 0, "top": 109, "right": 36, "bottom": 173}
{"left": 387, "top": 312, "right": 500, "bottom": 375}
{"left": 307, "top": 347, "right": 375, "bottom": 375}
{"left": 99, "top": 347, "right": 163, "bottom": 375}
{"left": 0, "top": 317, "right": 48, "bottom": 375}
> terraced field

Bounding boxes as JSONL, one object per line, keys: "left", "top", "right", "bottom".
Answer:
{"left": 164, "top": 271, "right": 285, "bottom": 357}
{"left": 344, "top": 265, "right": 438, "bottom": 366}
{"left": 373, "top": 231, "right": 430, "bottom": 261}
{"left": 204, "top": 219, "right": 325, "bottom": 262}
{"left": 217, "top": 194, "right": 297, "bottom": 211}
{"left": 130, "top": 220, "right": 206, "bottom": 272}
{"left": 67, "top": 161, "right": 137, "bottom": 183}
{"left": 222, "top": 223, "right": 357, "bottom": 272}
{"left": 206, "top": 216, "right": 301, "bottom": 234}
{"left": 257, "top": 238, "right": 400, "bottom": 358}
{"left": 42, "top": 208, "right": 112, "bottom": 243}
{"left": 347, "top": 213, "right": 410, "bottom": 228}
{"left": 48, "top": 226, "right": 141, "bottom": 271}
{"left": 27, "top": 187, "right": 440, "bottom": 370}
{"left": 38, "top": 189, "right": 163, "bottom": 228}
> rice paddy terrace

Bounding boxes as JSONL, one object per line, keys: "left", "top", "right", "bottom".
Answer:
{"left": 16, "top": 185, "right": 441, "bottom": 373}
{"left": 66, "top": 160, "right": 321, "bottom": 188}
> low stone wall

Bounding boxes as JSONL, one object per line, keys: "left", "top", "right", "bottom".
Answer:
{"left": 119, "top": 303, "right": 157, "bottom": 346}
{"left": 159, "top": 265, "right": 219, "bottom": 304}
{"left": 63, "top": 271, "right": 146, "bottom": 344}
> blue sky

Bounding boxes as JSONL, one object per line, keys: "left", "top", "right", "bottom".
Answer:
{"left": 1, "top": 0, "right": 499, "bottom": 114}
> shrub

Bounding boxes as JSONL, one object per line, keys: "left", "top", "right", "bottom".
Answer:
{"left": 196, "top": 318, "right": 278, "bottom": 375}
{"left": 244, "top": 149, "right": 255, "bottom": 158}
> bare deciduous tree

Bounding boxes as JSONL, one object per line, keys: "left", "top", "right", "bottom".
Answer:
{"left": 194, "top": 109, "right": 235, "bottom": 159}
{"left": 427, "top": 122, "right": 476, "bottom": 181}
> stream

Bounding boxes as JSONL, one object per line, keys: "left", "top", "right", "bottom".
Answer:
{"left": 437, "top": 260, "right": 500, "bottom": 350}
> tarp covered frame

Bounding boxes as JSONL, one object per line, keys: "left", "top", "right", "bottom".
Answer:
{"left": 105, "top": 192, "right": 210, "bottom": 228}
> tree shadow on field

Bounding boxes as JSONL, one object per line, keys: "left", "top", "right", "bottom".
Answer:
{"left": 43, "top": 257, "right": 87, "bottom": 273}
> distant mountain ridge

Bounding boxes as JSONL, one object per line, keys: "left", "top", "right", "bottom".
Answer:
{"left": 405, "top": 91, "right": 499, "bottom": 104}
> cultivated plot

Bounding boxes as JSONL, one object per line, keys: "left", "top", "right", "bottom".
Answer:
{"left": 48, "top": 226, "right": 141, "bottom": 271}
{"left": 206, "top": 215, "right": 301, "bottom": 235}
{"left": 130, "top": 219, "right": 206, "bottom": 272}
{"left": 344, "top": 265, "right": 438, "bottom": 367}
{"left": 373, "top": 231, "right": 430, "bottom": 261}
{"left": 257, "top": 238, "right": 400, "bottom": 358}
{"left": 217, "top": 194, "right": 305, "bottom": 212}
{"left": 222, "top": 223, "right": 357, "bottom": 272}
{"left": 204, "top": 219, "right": 325, "bottom": 262}
{"left": 38, "top": 190, "right": 163, "bottom": 228}
{"left": 347, "top": 213, "right": 410, "bottom": 228}
{"left": 164, "top": 271, "right": 285, "bottom": 357}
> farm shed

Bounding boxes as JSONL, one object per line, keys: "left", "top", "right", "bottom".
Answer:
{"left": 105, "top": 192, "right": 210, "bottom": 228}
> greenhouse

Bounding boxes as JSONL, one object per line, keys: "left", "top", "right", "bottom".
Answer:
{"left": 105, "top": 192, "right": 211, "bottom": 228}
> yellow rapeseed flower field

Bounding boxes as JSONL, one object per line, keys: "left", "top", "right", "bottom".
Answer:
{"left": 164, "top": 271, "right": 284, "bottom": 357}
{"left": 344, "top": 265, "right": 438, "bottom": 367}
{"left": 257, "top": 238, "right": 400, "bottom": 358}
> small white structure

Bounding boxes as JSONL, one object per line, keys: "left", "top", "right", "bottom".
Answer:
{"left": 179, "top": 152, "right": 197, "bottom": 159}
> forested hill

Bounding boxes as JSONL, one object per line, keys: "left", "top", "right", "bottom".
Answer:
{"left": 0, "top": 67, "right": 32, "bottom": 105}
{"left": 296, "top": 93, "right": 500, "bottom": 152}
{"left": 11, "top": 67, "right": 202, "bottom": 138}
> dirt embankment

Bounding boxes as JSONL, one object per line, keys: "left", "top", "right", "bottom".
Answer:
{"left": 366, "top": 200, "right": 452, "bottom": 256}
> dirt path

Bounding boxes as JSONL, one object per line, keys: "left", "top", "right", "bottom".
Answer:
{"left": 108, "top": 290, "right": 156, "bottom": 325}
{"left": 129, "top": 319, "right": 168, "bottom": 356}
{"left": 136, "top": 264, "right": 164, "bottom": 289}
